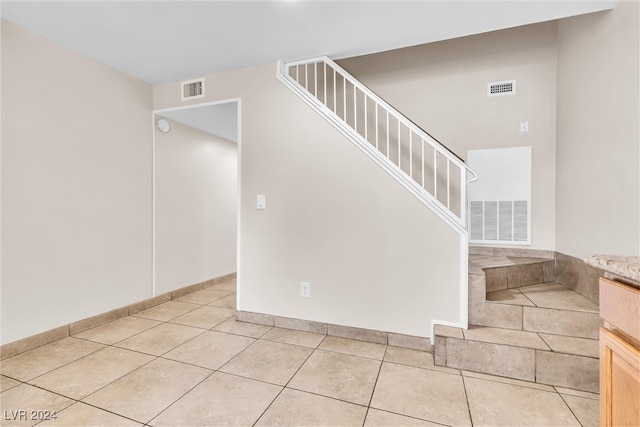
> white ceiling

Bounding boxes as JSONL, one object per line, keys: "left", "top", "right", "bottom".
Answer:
{"left": 1, "top": 1, "right": 617, "bottom": 85}
{"left": 1, "top": 1, "right": 617, "bottom": 141}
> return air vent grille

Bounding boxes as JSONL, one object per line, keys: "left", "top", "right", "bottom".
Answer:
{"left": 488, "top": 80, "right": 516, "bottom": 97}
{"left": 181, "top": 78, "right": 205, "bottom": 100}
{"left": 469, "top": 200, "right": 529, "bottom": 243}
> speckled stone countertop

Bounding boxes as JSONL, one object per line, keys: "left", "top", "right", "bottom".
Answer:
{"left": 585, "top": 255, "right": 640, "bottom": 284}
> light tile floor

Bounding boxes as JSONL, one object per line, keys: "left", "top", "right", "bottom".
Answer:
{"left": 1, "top": 280, "right": 599, "bottom": 426}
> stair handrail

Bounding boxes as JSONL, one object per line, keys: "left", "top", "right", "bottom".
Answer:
{"left": 283, "top": 56, "right": 478, "bottom": 185}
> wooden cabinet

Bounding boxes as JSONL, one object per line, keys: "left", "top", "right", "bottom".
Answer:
{"left": 600, "top": 277, "right": 640, "bottom": 427}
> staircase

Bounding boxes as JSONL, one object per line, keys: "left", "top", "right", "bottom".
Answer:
{"left": 278, "top": 56, "right": 478, "bottom": 333}
{"left": 434, "top": 253, "right": 600, "bottom": 393}
{"left": 278, "top": 56, "right": 477, "bottom": 232}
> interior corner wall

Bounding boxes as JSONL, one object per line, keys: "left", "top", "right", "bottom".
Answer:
{"left": 1, "top": 20, "right": 153, "bottom": 344}
{"left": 155, "top": 62, "right": 463, "bottom": 338}
{"left": 556, "top": 0, "right": 640, "bottom": 259}
{"left": 337, "top": 22, "right": 559, "bottom": 251}
{"left": 154, "top": 118, "right": 237, "bottom": 294}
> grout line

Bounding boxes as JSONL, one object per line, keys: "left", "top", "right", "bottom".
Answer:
{"left": 209, "top": 318, "right": 274, "bottom": 339}
{"left": 518, "top": 288, "right": 537, "bottom": 307}
{"left": 382, "top": 358, "right": 462, "bottom": 376}
{"left": 534, "top": 348, "right": 538, "bottom": 383}
{"left": 460, "top": 373, "right": 475, "bottom": 426}
{"left": 250, "top": 337, "right": 321, "bottom": 426}
{"left": 17, "top": 342, "right": 107, "bottom": 384}
{"left": 71, "top": 401, "right": 151, "bottom": 426}
{"left": 68, "top": 352, "right": 160, "bottom": 401}
{"left": 114, "top": 323, "right": 210, "bottom": 358}
{"left": 362, "top": 348, "right": 386, "bottom": 426}
{"left": 364, "top": 407, "right": 451, "bottom": 426}
{"left": 461, "top": 370, "right": 555, "bottom": 393}
{"left": 214, "top": 336, "right": 262, "bottom": 374}
{"left": 143, "top": 367, "right": 216, "bottom": 425}
{"left": 537, "top": 332, "right": 554, "bottom": 352}
{"left": 556, "top": 392, "right": 586, "bottom": 426}
{"left": 280, "top": 385, "right": 370, "bottom": 409}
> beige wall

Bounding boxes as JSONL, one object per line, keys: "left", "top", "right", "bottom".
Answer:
{"left": 155, "top": 63, "right": 464, "bottom": 338}
{"left": 7, "top": 3, "right": 634, "bottom": 345}
{"left": 154, "top": 118, "right": 237, "bottom": 294}
{"left": 556, "top": 0, "right": 640, "bottom": 259}
{"left": 338, "top": 22, "right": 559, "bottom": 251}
{"left": 1, "top": 20, "right": 154, "bottom": 344}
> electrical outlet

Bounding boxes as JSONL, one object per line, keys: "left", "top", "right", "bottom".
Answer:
{"left": 300, "top": 282, "right": 311, "bottom": 298}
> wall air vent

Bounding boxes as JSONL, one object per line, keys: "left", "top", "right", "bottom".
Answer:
{"left": 488, "top": 80, "right": 516, "bottom": 97}
{"left": 469, "top": 200, "right": 529, "bottom": 244}
{"left": 181, "top": 78, "right": 205, "bottom": 101}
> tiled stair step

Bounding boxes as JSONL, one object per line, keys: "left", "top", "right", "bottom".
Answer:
{"left": 434, "top": 324, "right": 599, "bottom": 393}
{"left": 472, "top": 282, "right": 601, "bottom": 338}
{"left": 469, "top": 254, "right": 556, "bottom": 292}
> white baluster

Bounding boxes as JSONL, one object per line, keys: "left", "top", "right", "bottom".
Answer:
{"left": 386, "top": 112, "right": 390, "bottom": 159}
{"left": 446, "top": 160, "right": 451, "bottom": 209}
{"left": 434, "top": 150, "right": 438, "bottom": 200}
{"left": 409, "top": 131, "right": 413, "bottom": 179}
{"left": 421, "top": 139, "right": 425, "bottom": 189}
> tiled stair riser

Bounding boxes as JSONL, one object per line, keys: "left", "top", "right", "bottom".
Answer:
{"left": 522, "top": 307, "right": 601, "bottom": 339}
{"left": 555, "top": 252, "right": 603, "bottom": 304}
{"left": 446, "top": 338, "right": 535, "bottom": 382}
{"left": 485, "top": 261, "right": 555, "bottom": 292}
{"left": 469, "top": 302, "right": 523, "bottom": 331}
{"left": 469, "top": 272, "right": 524, "bottom": 331}
{"left": 536, "top": 351, "right": 599, "bottom": 393}
{"left": 471, "top": 303, "right": 601, "bottom": 338}
{"left": 435, "top": 333, "right": 599, "bottom": 393}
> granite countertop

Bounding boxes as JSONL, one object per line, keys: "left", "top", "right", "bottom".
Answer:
{"left": 585, "top": 254, "right": 640, "bottom": 284}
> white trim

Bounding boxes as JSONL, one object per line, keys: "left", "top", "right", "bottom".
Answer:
{"left": 151, "top": 114, "right": 157, "bottom": 297}
{"left": 235, "top": 98, "right": 243, "bottom": 310}
{"left": 154, "top": 98, "right": 239, "bottom": 115}
{"left": 429, "top": 232, "right": 469, "bottom": 344}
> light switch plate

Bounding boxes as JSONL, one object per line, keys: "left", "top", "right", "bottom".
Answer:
{"left": 257, "top": 195, "right": 266, "bottom": 210}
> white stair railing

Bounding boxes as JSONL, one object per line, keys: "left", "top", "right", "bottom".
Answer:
{"left": 278, "top": 56, "right": 477, "bottom": 232}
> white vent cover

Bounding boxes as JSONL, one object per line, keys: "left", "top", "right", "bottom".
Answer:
{"left": 469, "top": 200, "right": 529, "bottom": 243}
{"left": 488, "top": 79, "right": 516, "bottom": 97}
{"left": 181, "top": 78, "right": 205, "bottom": 101}
{"left": 468, "top": 146, "right": 531, "bottom": 245}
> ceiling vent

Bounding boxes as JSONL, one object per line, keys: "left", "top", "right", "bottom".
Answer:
{"left": 488, "top": 80, "right": 516, "bottom": 97}
{"left": 181, "top": 78, "right": 205, "bottom": 101}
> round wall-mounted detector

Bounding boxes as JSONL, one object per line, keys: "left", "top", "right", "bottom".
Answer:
{"left": 157, "top": 119, "right": 170, "bottom": 133}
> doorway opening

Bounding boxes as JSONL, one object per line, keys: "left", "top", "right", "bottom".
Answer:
{"left": 152, "top": 99, "right": 241, "bottom": 297}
